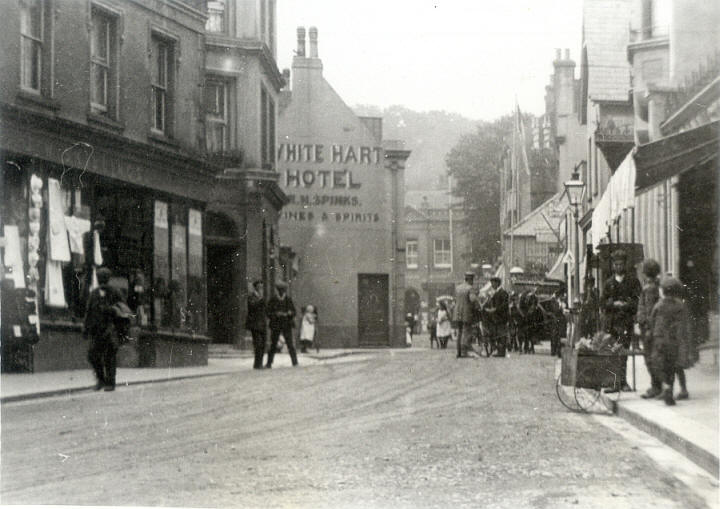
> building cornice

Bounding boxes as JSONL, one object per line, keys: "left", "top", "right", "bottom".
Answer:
{"left": 627, "top": 36, "right": 669, "bottom": 62}
{"left": 1, "top": 102, "right": 218, "bottom": 183}
{"left": 205, "top": 36, "right": 285, "bottom": 91}
{"left": 218, "top": 167, "right": 289, "bottom": 209}
{"left": 127, "top": 0, "right": 207, "bottom": 31}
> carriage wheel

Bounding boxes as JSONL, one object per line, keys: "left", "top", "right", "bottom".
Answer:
{"left": 555, "top": 375, "right": 582, "bottom": 412}
{"left": 574, "top": 386, "right": 601, "bottom": 412}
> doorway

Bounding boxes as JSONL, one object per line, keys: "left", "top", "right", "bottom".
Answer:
{"left": 206, "top": 245, "right": 236, "bottom": 343}
{"left": 358, "top": 274, "right": 389, "bottom": 346}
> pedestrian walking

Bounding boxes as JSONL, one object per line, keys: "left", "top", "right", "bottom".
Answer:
{"left": 454, "top": 271, "right": 479, "bottom": 358}
{"left": 436, "top": 301, "right": 452, "bottom": 349}
{"left": 405, "top": 313, "right": 416, "bottom": 346}
{"left": 299, "top": 304, "right": 317, "bottom": 353}
{"left": 428, "top": 306, "right": 439, "bottom": 349}
{"left": 636, "top": 259, "right": 662, "bottom": 398}
{"left": 649, "top": 276, "right": 696, "bottom": 405}
{"left": 580, "top": 276, "right": 599, "bottom": 338}
{"left": 484, "top": 276, "right": 509, "bottom": 357}
{"left": 246, "top": 280, "right": 267, "bottom": 370}
{"left": 601, "top": 250, "right": 641, "bottom": 391}
{"left": 266, "top": 281, "right": 298, "bottom": 368}
{"left": 83, "top": 267, "right": 125, "bottom": 391}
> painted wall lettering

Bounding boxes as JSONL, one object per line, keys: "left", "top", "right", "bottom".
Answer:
{"left": 278, "top": 143, "right": 381, "bottom": 165}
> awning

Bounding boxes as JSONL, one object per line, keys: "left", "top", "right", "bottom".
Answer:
{"left": 634, "top": 121, "right": 719, "bottom": 193}
{"left": 591, "top": 150, "right": 636, "bottom": 248}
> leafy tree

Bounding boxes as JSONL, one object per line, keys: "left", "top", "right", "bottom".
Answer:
{"left": 445, "top": 115, "right": 513, "bottom": 265}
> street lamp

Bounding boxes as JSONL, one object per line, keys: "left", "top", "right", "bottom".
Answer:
{"left": 563, "top": 170, "right": 586, "bottom": 307}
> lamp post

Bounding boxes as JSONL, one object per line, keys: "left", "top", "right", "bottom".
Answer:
{"left": 564, "top": 170, "right": 586, "bottom": 307}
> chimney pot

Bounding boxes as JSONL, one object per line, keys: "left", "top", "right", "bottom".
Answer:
{"left": 564, "top": 48, "right": 570, "bottom": 60}
{"left": 309, "top": 26, "right": 318, "bottom": 58}
{"left": 296, "top": 27, "right": 306, "bottom": 57}
{"left": 555, "top": 48, "right": 561, "bottom": 60}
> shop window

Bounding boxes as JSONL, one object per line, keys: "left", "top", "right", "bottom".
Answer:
{"left": 406, "top": 240, "right": 418, "bottom": 269}
{"left": 205, "top": 0, "right": 225, "bottom": 33}
{"left": 187, "top": 209, "right": 205, "bottom": 333}
{"left": 170, "top": 205, "right": 188, "bottom": 329}
{"left": 153, "top": 200, "right": 170, "bottom": 327}
{"left": 205, "top": 79, "right": 227, "bottom": 153}
{"left": 151, "top": 34, "right": 175, "bottom": 135}
{"left": 20, "top": 0, "right": 52, "bottom": 96}
{"left": 433, "top": 239, "right": 451, "bottom": 268}
{"left": 90, "top": 6, "right": 119, "bottom": 118}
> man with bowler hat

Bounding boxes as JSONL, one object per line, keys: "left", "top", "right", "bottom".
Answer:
{"left": 266, "top": 280, "right": 298, "bottom": 368}
{"left": 246, "top": 280, "right": 267, "bottom": 370}
{"left": 454, "top": 271, "right": 479, "bottom": 358}
{"left": 83, "top": 267, "right": 124, "bottom": 391}
{"left": 601, "top": 249, "right": 641, "bottom": 390}
{"left": 484, "top": 276, "right": 510, "bottom": 357}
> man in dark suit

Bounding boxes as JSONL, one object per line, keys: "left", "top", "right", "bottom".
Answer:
{"left": 83, "top": 267, "right": 124, "bottom": 391}
{"left": 602, "top": 249, "right": 642, "bottom": 390}
{"left": 266, "top": 281, "right": 298, "bottom": 368}
{"left": 245, "top": 280, "right": 267, "bottom": 370}
{"left": 454, "top": 272, "right": 479, "bottom": 358}
{"left": 484, "top": 276, "right": 509, "bottom": 357}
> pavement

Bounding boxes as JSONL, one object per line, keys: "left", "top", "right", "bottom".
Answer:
{"left": 2, "top": 336, "right": 717, "bottom": 482}
{"left": 615, "top": 344, "right": 719, "bottom": 479}
{"left": 0, "top": 345, "right": 387, "bottom": 404}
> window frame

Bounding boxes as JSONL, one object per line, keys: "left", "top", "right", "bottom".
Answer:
{"left": 19, "top": 0, "right": 44, "bottom": 94}
{"left": 90, "top": 9, "right": 111, "bottom": 113}
{"left": 406, "top": 240, "right": 419, "bottom": 269}
{"left": 433, "top": 238, "right": 452, "bottom": 268}
{"left": 151, "top": 38, "right": 169, "bottom": 134}
{"left": 205, "top": 78, "right": 228, "bottom": 153}
{"left": 205, "top": 0, "right": 226, "bottom": 33}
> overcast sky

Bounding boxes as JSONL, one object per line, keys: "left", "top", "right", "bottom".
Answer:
{"left": 277, "top": 0, "right": 583, "bottom": 121}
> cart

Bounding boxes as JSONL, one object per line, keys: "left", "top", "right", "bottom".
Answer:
{"left": 555, "top": 346, "right": 626, "bottom": 412}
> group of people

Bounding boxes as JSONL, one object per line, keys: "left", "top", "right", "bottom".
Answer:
{"left": 246, "top": 280, "right": 318, "bottom": 370}
{"left": 426, "top": 272, "right": 564, "bottom": 359}
{"left": 604, "top": 250, "right": 696, "bottom": 406}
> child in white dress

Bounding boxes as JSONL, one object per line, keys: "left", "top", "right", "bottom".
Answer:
{"left": 299, "top": 305, "right": 317, "bottom": 353}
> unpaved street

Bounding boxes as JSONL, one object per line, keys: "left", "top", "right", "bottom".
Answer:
{"left": 0, "top": 350, "right": 709, "bottom": 508}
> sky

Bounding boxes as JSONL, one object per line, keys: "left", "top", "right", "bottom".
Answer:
{"left": 277, "top": 0, "right": 584, "bottom": 121}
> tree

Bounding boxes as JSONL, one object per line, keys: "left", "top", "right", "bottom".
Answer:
{"left": 445, "top": 115, "right": 512, "bottom": 265}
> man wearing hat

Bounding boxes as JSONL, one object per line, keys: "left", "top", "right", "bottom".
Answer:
{"left": 601, "top": 249, "right": 642, "bottom": 390}
{"left": 266, "top": 280, "right": 298, "bottom": 368}
{"left": 484, "top": 276, "right": 510, "bottom": 357}
{"left": 83, "top": 267, "right": 124, "bottom": 391}
{"left": 454, "top": 271, "right": 479, "bottom": 358}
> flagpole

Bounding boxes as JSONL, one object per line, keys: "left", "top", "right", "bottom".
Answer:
{"left": 448, "top": 173, "right": 454, "bottom": 274}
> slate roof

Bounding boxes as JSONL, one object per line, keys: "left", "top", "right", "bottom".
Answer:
{"left": 583, "top": 0, "right": 632, "bottom": 102}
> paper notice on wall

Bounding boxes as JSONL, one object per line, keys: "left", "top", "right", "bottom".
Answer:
{"left": 93, "top": 230, "right": 103, "bottom": 266}
{"left": 189, "top": 209, "right": 202, "bottom": 236}
{"left": 47, "top": 178, "right": 71, "bottom": 262}
{"left": 3, "top": 225, "right": 25, "bottom": 288}
{"left": 154, "top": 201, "right": 168, "bottom": 229}
{"left": 44, "top": 257, "right": 67, "bottom": 308}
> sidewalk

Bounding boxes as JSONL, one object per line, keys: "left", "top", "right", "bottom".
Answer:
{"left": 0, "top": 346, "right": 388, "bottom": 404}
{"left": 615, "top": 348, "right": 719, "bottom": 478}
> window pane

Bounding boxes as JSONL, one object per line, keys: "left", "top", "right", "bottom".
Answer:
{"left": 206, "top": 122, "right": 225, "bottom": 152}
{"left": 206, "top": 1, "right": 225, "bottom": 32}
{"left": 91, "top": 64, "right": 107, "bottom": 107}
{"left": 22, "top": 38, "right": 40, "bottom": 90}
{"left": 153, "top": 87, "right": 165, "bottom": 131}
{"left": 204, "top": 83, "right": 223, "bottom": 116}
{"left": 20, "top": 0, "right": 42, "bottom": 38}
{"left": 157, "top": 44, "right": 167, "bottom": 87}
{"left": 187, "top": 209, "right": 205, "bottom": 333}
{"left": 91, "top": 14, "right": 109, "bottom": 61}
{"left": 153, "top": 201, "right": 169, "bottom": 327}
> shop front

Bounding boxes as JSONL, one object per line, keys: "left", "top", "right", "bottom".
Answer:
{"left": 1, "top": 124, "right": 216, "bottom": 372}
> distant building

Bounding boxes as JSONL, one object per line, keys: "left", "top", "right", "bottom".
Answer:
{"left": 404, "top": 190, "right": 474, "bottom": 319}
{"left": 277, "top": 28, "right": 410, "bottom": 347}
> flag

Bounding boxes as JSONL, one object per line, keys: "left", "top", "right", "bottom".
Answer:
{"left": 515, "top": 102, "right": 531, "bottom": 176}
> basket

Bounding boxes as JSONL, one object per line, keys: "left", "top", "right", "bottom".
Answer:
{"left": 561, "top": 347, "right": 626, "bottom": 390}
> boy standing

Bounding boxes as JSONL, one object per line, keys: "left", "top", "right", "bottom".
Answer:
{"left": 649, "top": 276, "right": 695, "bottom": 405}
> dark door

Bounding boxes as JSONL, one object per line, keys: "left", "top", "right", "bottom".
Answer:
{"left": 358, "top": 274, "right": 389, "bottom": 346}
{"left": 207, "top": 245, "right": 235, "bottom": 343}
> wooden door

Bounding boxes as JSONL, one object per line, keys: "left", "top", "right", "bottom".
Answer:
{"left": 358, "top": 274, "right": 389, "bottom": 346}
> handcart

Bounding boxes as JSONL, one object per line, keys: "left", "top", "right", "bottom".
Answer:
{"left": 555, "top": 345, "right": 626, "bottom": 412}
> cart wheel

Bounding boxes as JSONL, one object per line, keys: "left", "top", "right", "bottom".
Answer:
{"left": 555, "top": 375, "right": 581, "bottom": 412}
{"left": 574, "top": 386, "right": 601, "bottom": 412}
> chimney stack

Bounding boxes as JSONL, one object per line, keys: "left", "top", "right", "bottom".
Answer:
{"left": 555, "top": 48, "right": 562, "bottom": 60}
{"left": 296, "top": 27, "right": 306, "bottom": 57}
{"left": 564, "top": 48, "right": 570, "bottom": 60}
{"left": 308, "top": 26, "right": 318, "bottom": 58}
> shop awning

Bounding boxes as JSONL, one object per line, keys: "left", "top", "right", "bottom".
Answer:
{"left": 591, "top": 150, "right": 636, "bottom": 248}
{"left": 634, "top": 121, "right": 719, "bottom": 193}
